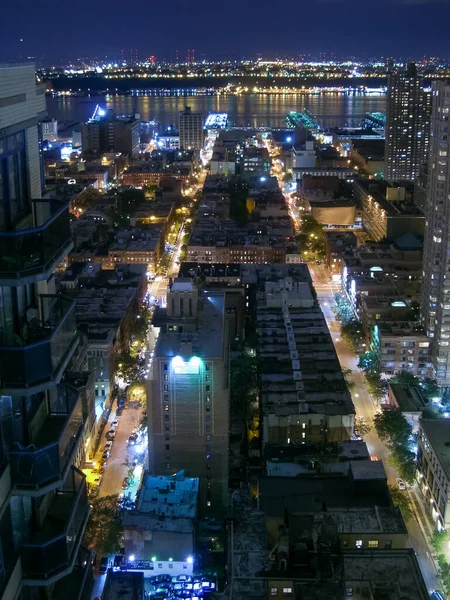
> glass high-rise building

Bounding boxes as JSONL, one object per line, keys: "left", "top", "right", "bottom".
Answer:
{"left": 0, "top": 64, "right": 92, "bottom": 600}
{"left": 385, "top": 63, "right": 431, "bottom": 182}
{"left": 422, "top": 81, "right": 450, "bottom": 388}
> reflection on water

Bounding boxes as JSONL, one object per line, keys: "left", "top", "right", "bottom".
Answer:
{"left": 46, "top": 93, "right": 386, "bottom": 130}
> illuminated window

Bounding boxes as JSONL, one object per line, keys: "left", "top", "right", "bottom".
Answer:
{"left": 206, "top": 374, "right": 210, "bottom": 381}
{"left": 368, "top": 540, "right": 378, "bottom": 548}
{"left": 164, "top": 374, "right": 168, "bottom": 381}
{"left": 164, "top": 405, "right": 169, "bottom": 412}
{"left": 164, "top": 385, "right": 168, "bottom": 392}
{"left": 271, "top": 589, "right": 278, "bottom": 596}
{"left": 206, "top": 435, "right": 211, "bottom": 441}
{"left": 206, "top": 454, "right": 211, "bottom": 460}
{"left": 206, "top": 395, "right": 211, "bottom": 402}
{"left": 282, "top": 589, "right": 292, "bottom": 596}
{"left": 356, "top": 540, "right": 363, "bottom": 548}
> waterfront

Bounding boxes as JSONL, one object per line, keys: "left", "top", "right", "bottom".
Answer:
{"left": 46, "top": 92, "right": 386, "bottom": 130}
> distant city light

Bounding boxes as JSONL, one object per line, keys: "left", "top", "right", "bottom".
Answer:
{"left": 187, "top": 556, "right": 193, "bottom": 564}
{"left": 169, "top": 557, "right": 173, "bottom": 562}
{"left": 286, "top": 136, "right": 292, "bottom": 143}
{"left": 151, "top": 556, "right": 157, "bottom": 562}
{"left": 260, "top": 176, "right": 267, "bottom": 182}
{"left": 129, "top": 555, "right": 135, "bottom": 562}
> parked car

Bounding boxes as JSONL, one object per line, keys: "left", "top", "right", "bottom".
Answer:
{"left": 94, "top": 476, "right": 102, "bottom": 486}
{"left": 150, "top": 574, "right": 172, "bottom": 585}
{"left": 105, "top": 441, "right": 112, "bottom": 450}
{"left": 128, "top": 433, "right": 138, "bottom": 445}
{"left": 174, "top": 575, "right": 192, "bottom": 583}
{"left": 102, "top": 450, "right": 110, "bottom": 460}
{"left": 111, "top": 420, "right": 119, "bottom": 428}
{"left": 99, "top": 556, "right": 109, "bottom": 573}
{"left": 396, "top": 478, "right": 407, "bottom": 491}
{"left": 106, "top": 429, "right": 116, "bottom": 438}
{"left": 122, "top": 476, "right": 129, "bottom": 489}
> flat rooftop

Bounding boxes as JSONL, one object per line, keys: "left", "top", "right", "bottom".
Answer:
{"left": 102, "top": 572, "right": 144, "bottom": 600}
{"left": 155, "top": 292, "right": 225, "bottom": 360}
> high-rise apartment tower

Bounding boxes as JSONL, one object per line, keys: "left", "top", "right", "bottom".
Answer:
{"left": 385, "top": 63, "right": 431, "bottom": 182}
{"left": 0, "top": 64, "right": 92, "bottom": 600}
{"left": 422, "top": 81, "right": 450, "bottom": 388}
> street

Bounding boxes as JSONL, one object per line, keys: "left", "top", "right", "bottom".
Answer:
{"left": 318, "top": 291, "right": 441, "bottom": 593}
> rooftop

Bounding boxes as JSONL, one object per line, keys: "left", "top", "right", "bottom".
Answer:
{"left": 102, "top": 571, "right": 144, "bottom": 600}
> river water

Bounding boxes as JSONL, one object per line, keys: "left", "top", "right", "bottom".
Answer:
{"left": 46, "top": 93, "right": 386, "bottom": 131}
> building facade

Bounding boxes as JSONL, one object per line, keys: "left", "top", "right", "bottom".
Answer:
{"left": 422, "top": 81, "right": 450, "bottom": 387}
{"left": 417, "top": 419, "right": 450, "bottom": 531}
{"left": 0, "top": 64, "right": 92, "bottom": 600}
{"left": 179, "top": 107, "right": 203, "bottom": 150}
{"left": 385, "top": 63, "right": 431, "bottom": 182}
{"left": 147, "top": 280, "right": 230, "bottom": 515}
{"left": 82, "top": 109, "right": 140, "bottom": 157}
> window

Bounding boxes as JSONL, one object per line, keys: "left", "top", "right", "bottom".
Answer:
{"left": 206, "top": 374, "right": 210, "bottom": 381}
{"left": 169, "top": 563, "right": 173, "bottom": 569}
{"left": 164, "top": 385, "right": 168, "bottom": 392}
{"left": 165, "top": 444, "right": 170, "bottom": 451}
{"left": 368, "top": 540, "right": 378, "bottom": 548}
{"left": 165, "top": 415, "right": 169, "bottom": 422}
{"left": 206, "top": 435, "right": 211, "bottom": 441}
{"left": 158, "top": 563, "right": 162, "bottom": 569}
{"left": 206, "top": 405, "right": 210, "bottom": 412}
{"left": 356, "top": 540, "right": 363, "bottom": 548}
{"left": 206, "top": 454, "right": 211, "bottom": 460}
{"left": 165, "top": 453, "right": 170, "bottom": 459}
{"left": 206, "top": 395, "right": 211, "bottom": 402}
{"left": 205, "top": 364, "right": 210, "bottom": 371}
{"left": 271, "top": 589, "right": 278, "bottom": 596}
{"left": 282, "top": 588, "right": 292, "bottom": 596}
{"left": 206, "top": 385, "right": 210, "bottom": 392}
{"left": 164, "top": 405, "right": 169, "bottom": 411}
{"left": 206, "top": 415, "right": 211, "bottom": 422}
{"left": 206, "top": 445, "right": 210, "bottom": 451}
{"left": 164, "top": 363, "right": 168, "bottom": 371}
{"left": 164, "top": 374, "right": 168, "bottom": 381}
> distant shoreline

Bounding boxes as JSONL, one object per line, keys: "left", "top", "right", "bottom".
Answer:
{"left": 43, "top": 74, "right": 392, "bottom": 94}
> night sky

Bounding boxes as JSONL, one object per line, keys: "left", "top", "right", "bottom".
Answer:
{"left": 1, "top": 0, "right": 449, "bottom": 63}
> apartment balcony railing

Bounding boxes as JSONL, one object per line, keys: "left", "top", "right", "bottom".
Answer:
{"left": 21, "top": 466, "right": 90, "bottom": 584}
{"left": 0, "top": 199, "right": 72, "bottom": 285}
{"left": 9, "top": 384, "right": 83, "bottom": 493}
{"left": 0, "top": 295, "right": 78, "bottom": 394}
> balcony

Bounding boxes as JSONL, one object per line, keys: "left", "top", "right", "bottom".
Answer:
{"left": 21, "top": 466, "right": 91, "bottom": 585}
{"left": 50, "top": 546, "right": 94, "bottom": 600}
{"left": 0, "top": 295, "right": 78, "bottom": 394}
{"left": 0, "top": 199, "right": 72, "bottom": 285}
{"left": 9, "top": 384, "right": 83, "bottom": 494}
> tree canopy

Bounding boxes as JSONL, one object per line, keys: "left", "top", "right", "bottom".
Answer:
{"left": 373, "top": 408, "right": 412, "bottom": 446}
{"left": 84, "top": 494, "right": 123, "bottom": 555}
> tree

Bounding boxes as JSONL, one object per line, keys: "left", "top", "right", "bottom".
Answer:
{"left": 389, "top": 444, "right": 416, "bottom": 484}
{"left": 358, "top": 350, "right": 380, "bottom": 375}
{"left": 116, "top": 351, "right": 140, "bottom": 382}
{"left": 431, "top": 529, "right": 449, "bottom": 555}
{"left": 341, "top": 321, "right": 363, "bottom": 352}
{"left": 84, "top": 495, "right": 123, "bottom": 555}
{"left": 230, "top": 354, "right": 257, "bottom": 418}
{"left": 355, "top": 415, "right": 371, "bottom": 436}
{"left": 373, "top": 409, "right": 412, "bottom": 446}
{"left": 334, "top": 292, "right": 356, "bottom": 326}
{"left": 282, "top": 172, "right": 293, "bottom": 185}
{"left": 390, "top": 371, "right": 419, "bottom": 387}
{"left": 365, "top": 372, "right": 387, "bottom": 404}
{"left": 342, "top": 367, "right": 355, "bottom": 391}
{"left": 388, "top": 485, "right": 413, "bottom": 522}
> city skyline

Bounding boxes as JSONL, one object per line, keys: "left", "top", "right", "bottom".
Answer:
{"left": 1, "top": 0, "right": 450, "bottom": 63}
